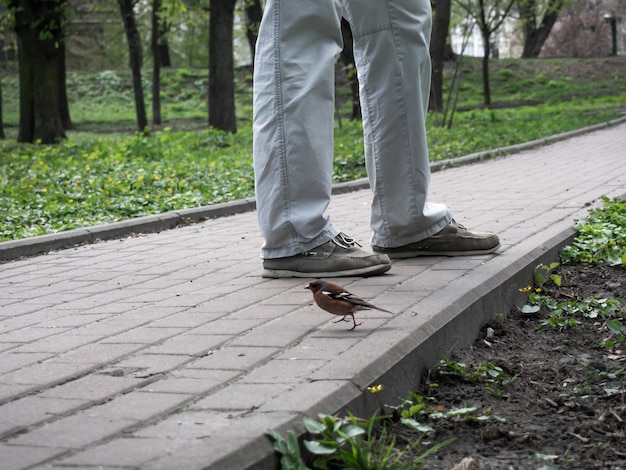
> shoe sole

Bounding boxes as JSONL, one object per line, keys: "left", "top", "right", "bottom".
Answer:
{"left": 380, "top": 244, "right": 501, "bottom": 259}
{"left": 261, "top": 263, "right": 391, "bottom": 279}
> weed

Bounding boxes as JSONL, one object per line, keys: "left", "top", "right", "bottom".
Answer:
{"left": 435, "top": 357, "right": 517, "bottom": 397}
{"left": 265, "top": 428, "right": 308, "bottom": 470}
{"left": 561, "top": 197, "right": 626, "bottom": 266}
{"left": 266, "top": 411, "right": 455, "bottom": 470}
{"left": 533, "top": 261, "right": 562, "bottom": 288}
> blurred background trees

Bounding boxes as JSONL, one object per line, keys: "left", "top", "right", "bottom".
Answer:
{"left": 0, "top": 0, "right": 623, "bottom": 143}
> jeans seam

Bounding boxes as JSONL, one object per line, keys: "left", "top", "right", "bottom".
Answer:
{"left": 272, "top": 0, "right": 296, "bottom": 241}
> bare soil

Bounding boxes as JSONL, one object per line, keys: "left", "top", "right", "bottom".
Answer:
{"left": 397, "top": 264, "right": 626, "bottom": 469}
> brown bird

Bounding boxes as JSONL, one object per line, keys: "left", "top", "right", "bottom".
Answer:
{"left": 305, "top": 279, "right": 392, "bottom": 330}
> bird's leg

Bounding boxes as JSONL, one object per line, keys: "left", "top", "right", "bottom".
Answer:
{"left": 333, "top": 316, "right": 350, "bottom": 324}
{"left": 347, "top": 314, "right": 362, "bottom": 331}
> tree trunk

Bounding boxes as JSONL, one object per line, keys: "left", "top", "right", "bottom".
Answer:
{"left": 520, "top": 0, "right": 563, "bottom": 58}
{"left": 481, "top": 29, "right": 491, "bottom": 106}
{"left": 429, "top": 0, "right": 452, "bottom": 111}
{"left": 58, "top": 41, "right": 72, "bottom": 130}
{"left": 209, "top": 0, "right": 237, "bottom": 133}
{"left": 0, "top": 79, "right": 4, "bottom": 139}
{"left": 151, "top": 0, "right": 162, "bottom": 126}
{"left": 244, "top": 0, "right": 263, "bottom": 69}
{"left": 339, "top": 18, "right": 360, "bottom": 121}
{"left": 118, "top": 0, "right": 148, "bottom": 132}
{"left": 158, "top": 20, "right": 172, "bottom": 67}
{"left": 13, "top": 0, "right": 66, "bottom": 144}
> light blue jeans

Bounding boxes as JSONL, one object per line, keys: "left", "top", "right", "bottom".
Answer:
{"left": 253, "top": 0, "right": 452, "bottom": 259}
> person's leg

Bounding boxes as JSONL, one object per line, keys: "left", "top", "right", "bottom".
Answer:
{"left": 344, "top": 0, "right": 451, "bottom": 247}
{"left": 253, "top": 0, "right": 391, "bottom": 277}
{"left": 253, "top": 0, "right": 342, "bottom": 259}
{"left": 344, "top": 0, "right": 499, "bottom": 257}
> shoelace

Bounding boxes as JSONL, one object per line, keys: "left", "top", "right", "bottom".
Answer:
{"left": 303, "top": 232, "right": 361, "bottom": 256}
{"left": 332, "top": 232, "right": 362, "bottom": 249}
{"left": 454, "top": 220, "right": 464, "bottom": 229}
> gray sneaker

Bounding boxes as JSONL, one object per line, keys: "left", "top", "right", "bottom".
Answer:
{"left": 372, "top": 220, "right": 500, "bottom": 259}
{"left": 262, "top": 233, "right": 391, "bottom": 278}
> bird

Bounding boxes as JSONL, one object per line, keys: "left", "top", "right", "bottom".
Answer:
{"left": 305, "top": 279, "right": 392, "bottom": 331}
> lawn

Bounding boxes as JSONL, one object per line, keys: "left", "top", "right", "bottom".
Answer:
{"left": 1, "top": 57, "right": 625, "bottom": 242}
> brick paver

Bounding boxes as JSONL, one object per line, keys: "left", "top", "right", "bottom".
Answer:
{"left": 1, "top": 121, "right": 625, "bottom": 469}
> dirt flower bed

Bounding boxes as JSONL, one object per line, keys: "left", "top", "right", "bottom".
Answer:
{"left": 408, "top": 263, "right": 626, "bottom": 469}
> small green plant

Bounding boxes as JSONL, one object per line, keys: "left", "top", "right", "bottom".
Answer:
{"left": 520, "top": 257, "right": 625, "bottom": 333}
{"left": 601, "top": 318, "right": 626, "bottom": 348}
{"left": 528, "top": 295, "right": 622, "bottom": 330}
{"left": 389, "top": 392, "right": 505, "bottom": 426}
{"left": 267, "top": 411, "right": 455, "bottom": 470}
{"left": 498, "top": 68, "right": 514, "bottom": 80}
{"left": 386, "top": 392, "right": 435, "bottom": 432}
{"left": 560, "top": 197, "right": 626, "bottom": 266}
{"left": 265, "top": 385, "right": 464, "bottom": 470}
{"left": 533, "top": 262, "right": 562, "bottom": 288}
{"left": 265, "top": 428, "right": 308, "bottom": 470}
{"left": 301, "top": 413, "right": 366, "bottom": 462}
{"left": 435, "top": 357, "right": 517, "bottom": 397}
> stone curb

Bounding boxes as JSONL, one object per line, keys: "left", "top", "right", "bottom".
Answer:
{"left": 2, "top": 115, "right": 625, "bottom": 263}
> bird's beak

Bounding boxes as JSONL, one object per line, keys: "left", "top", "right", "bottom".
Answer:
{"left": 304, "top": 283, "right": 311, "bottom": 290}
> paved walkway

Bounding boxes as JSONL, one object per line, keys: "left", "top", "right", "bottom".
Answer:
{"left": 1, "top": 120, "right": 626, "bottom": 470}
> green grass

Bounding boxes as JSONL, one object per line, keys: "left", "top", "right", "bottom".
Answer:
{"left": 446, "top": 57, "right": 626, "bottom": 107}
{"left": 0, "top": 129, "right": 253, "bottom": 240}
{"left": 1, "top": 58, "right": 626, "bottom": 242}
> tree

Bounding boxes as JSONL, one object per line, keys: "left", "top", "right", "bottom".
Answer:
{"left": 243, "top": 0, "right": 262, "bottom": 69}
{"left": 540, "top": 0, "right": 622, "bottom": 57}
{"left": 0, "top": 79, "right": 4, "bottom": 139}
{"left": 152, "top": 0, "right": 186, "bottom": 126}
{"left": 0, "top": 8, "right": 7, "bottom": 139}
{"left": 151, "top": 0, "right": 163, "bottom": 125}
{"left": 118, "top": 0, "right": 148, "bottom": 132}
{"left": 11, "top": 0, "right": 67, "bottom": 143}
{"left": 440, "top": 18, "right": 474, "bottom": 129}
{"left": 518, "top": 0, "right": 565, "bottom": 58}
{"left": 338, "top": 18, "right": 360, "bottom": 121}
{"left": 156, "top": 13, "right": 172, "bottom": 67}
{"left": 456, "top": 0, "right": 516, "bottom": 105}
{"left": 57, "top": 36, "right": 72, "bottom": 130}
{"left": 208, "top": 0, "right": 236, "bottom": 133}
{"left": 430, "top": 0, "right": 452, "bottom": 111}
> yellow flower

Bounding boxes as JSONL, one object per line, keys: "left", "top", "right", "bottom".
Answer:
{"left": 519, "top": 285, "right": 532, "bottom": 293}
{"left": 367, "top": 384, "right": 384, "bottom": 394}
{"left": 535, "top": 287, "right": 542, "bottom": 293}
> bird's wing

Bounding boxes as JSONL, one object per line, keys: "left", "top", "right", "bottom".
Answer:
{"left": 322, "top": 289, "right": 387, "bottom": 312}
{"left": 321, "top": 289, "right": 352, "bottom": 301}
{"left": 322, "top": 290, "right": 391, "bottom": 313}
